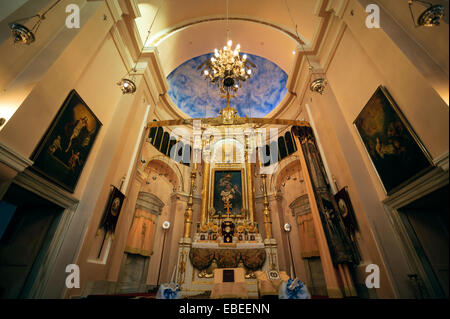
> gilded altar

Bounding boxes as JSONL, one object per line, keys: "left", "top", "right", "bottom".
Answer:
{"left": 174, "top": 123, "right": 279, "bottom": 297}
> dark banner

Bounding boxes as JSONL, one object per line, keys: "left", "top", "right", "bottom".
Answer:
{"left": 98, "top": 186, "right": 125, "bottom": 235}
{"left": 335, "top": 187, "right": 359, "bottom": 234}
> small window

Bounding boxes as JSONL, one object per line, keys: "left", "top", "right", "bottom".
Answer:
{"left": 153, "top": 127, "right": 163, "bottom": 149}
{"left": 160, "top": 132, "right": 170, "bottom": 155}
{"left": 183, "top": 144, "right": 191, "bottom": 165}
{"left": 278, "top": 136, "right": 288, "bottom": 159}
{"left": 148, "top": 127, "right": 157, "bottom": 143}
{"left": 285, "top": 132, "right": 295, "bottom": 154}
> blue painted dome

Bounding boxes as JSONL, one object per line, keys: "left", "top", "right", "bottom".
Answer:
{"left": 167, "top": 53, "right": 287, "bottom": 118}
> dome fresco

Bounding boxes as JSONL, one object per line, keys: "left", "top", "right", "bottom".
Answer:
{"left": 167, "top": 53, "right": 288, "bottom": 118}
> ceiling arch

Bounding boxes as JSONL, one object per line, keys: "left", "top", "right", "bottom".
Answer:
{"left": 136, "top": 0, "right": 322, "bottom": 42}
{"left": 136, "top": 0, "right": 324, "bottom": 76}
{"left": 147, "top": 16, "right": 307, "bottom": 47}
{"left": 133, "top": 0, "right": 331, "bottom": 120}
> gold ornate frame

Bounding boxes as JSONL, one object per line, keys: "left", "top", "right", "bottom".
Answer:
{"left": 353, "top": 85, "right": 434, "bottom": 195}
{"left": 209, "top": 166, "right": 248, "bottom": 219}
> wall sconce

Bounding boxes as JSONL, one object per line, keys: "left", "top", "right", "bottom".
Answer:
{"left": 8, "top": 0, "right": 62, "bottom": 45}
{"left": 408, "top": 0, "right": 445, "bottom": 27}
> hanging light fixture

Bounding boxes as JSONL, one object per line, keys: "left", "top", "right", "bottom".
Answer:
{"left": 309, "top": 78, "right": 327, "bottom": 95}
{"left": 8, "top": 0, "right": 63, "bottom": 45}
{"left": 199, "top": 39, "right": 256, "bottom": 97}
{"left": 117, "top": 3, "right": 161, "bottom": 94}
{"left": 408, "top": 0, "right": 445, "bottom": 27}
{"left": 198, "top": 0, "right": 256, "bottom": 98}
{"left": 285, "top": 0, "right": 327, "bottom": 95}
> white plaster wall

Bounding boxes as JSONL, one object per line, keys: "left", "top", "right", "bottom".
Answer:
{"left": 297, "top": 5, "right": 449, "bottom": 297}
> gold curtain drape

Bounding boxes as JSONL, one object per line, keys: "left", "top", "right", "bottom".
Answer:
{"left": 297, "top": 213, "right": 320, "bottom": 258}
{"left": 124, "top": 209, "right": 156, "bottom": 257}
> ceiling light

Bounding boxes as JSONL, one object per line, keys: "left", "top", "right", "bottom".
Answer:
{"left": 285, "top": 1, "right": 328, "bottom": 95}
{"left": 199, "top": 0, "right": 256, "bottom": 121}
{"left": 8, "top": 0, "right": 62, "bottom": 45}
{"left": 117, "top": 78, "right": 137, "bottom": 94}
{"left": 117, "top": 1, "right": 162, "bottom": 94}
{"left": 200, "top": 42, "right": 256, "bottom": 96}
{"left": 310, "top": 78, "right": 327, "bottom": 95}
{"left": 408, "top": 0, "right": 445, "bottom": 27}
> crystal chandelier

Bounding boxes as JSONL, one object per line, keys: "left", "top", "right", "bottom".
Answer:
{"left": 200, "top": 39, "right": 255, "bottom": 96}
{"left": 199, "top": 0, "right": 255, "bottom": 98}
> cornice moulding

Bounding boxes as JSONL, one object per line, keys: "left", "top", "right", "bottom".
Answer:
{"left": 104, "top": 0, "right": 123, "bottom": 23}
{"left": 0, "top": 142, "right": 33, "bottom": 173}
{"left": 383, "top": 166, "right": 449, "bottom": 209}
{"left": 13, "top": 169, "right": 79, "bottom": 209}
{"left": 433, "top": 151, "right": 449, "bottom": 171}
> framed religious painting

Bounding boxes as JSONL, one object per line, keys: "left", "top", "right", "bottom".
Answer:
{"left": 354, "top": 86, "right": 433, "bottom": 195}
{"left": 211, "top": 169, "right": 245, "bottom": 218}
{"left": 30, "top": 89, "right": 102, "bottom": 193}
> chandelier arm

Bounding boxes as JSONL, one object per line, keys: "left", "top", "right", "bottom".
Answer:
{"left": 245, "top": 60, "right": 256, "bottom": 68}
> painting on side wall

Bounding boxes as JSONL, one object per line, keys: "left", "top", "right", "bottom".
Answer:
{"left": 354, "top": 86, "right": 433, "bottom": 194}
{"left": 212, "top": 170, "right": 244, "bottom": 217}
{"left": 31, "top": 89, "right": 102, "bottom": 193}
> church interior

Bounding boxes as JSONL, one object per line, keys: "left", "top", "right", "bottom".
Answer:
{"left": 0, "top": 0, "right": 448, "bottom": 300}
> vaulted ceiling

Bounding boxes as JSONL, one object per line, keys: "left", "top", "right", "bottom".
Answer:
{"left": 133, "top": 0, "right": 330, "bottom": 119}
{"left": 136, "top": 0, "right": 323, "bottom": 75}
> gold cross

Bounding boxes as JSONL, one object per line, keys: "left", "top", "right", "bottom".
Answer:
{"left": 224, "top": 201, "right": 232, "bottom": 214}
